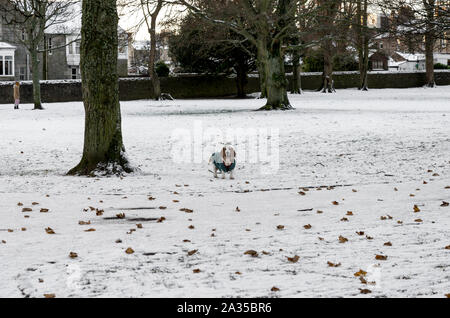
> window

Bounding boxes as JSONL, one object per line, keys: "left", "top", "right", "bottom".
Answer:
{"left": 447, "top": 59, "right": 450, "bottom": 66}
{"left": 48, "top": 37, "right": 53, "bottom": 55}
{"left": 71, "top": 67, "right": 77, "bottom": 79}
{"left": 0, "top": 55, "right": 14, "bottom": 76}
{"left": 19, "top": 67, "right": 26, "bottom": 80}
{"left": 75, "top": 41, "right": 80, "bottom": 55}
{"left": 379, "top": 42, "right": 383, "bottom": 49}
{"left": 372, "top": 60, "right": 384, "bottom": 70}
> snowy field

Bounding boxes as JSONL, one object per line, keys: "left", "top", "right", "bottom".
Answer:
{"left": 1, "top": 87, "right": 449, "bottom": 298}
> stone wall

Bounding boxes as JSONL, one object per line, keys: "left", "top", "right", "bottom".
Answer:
{"left": 0, "top": 71, "right": 449, "bottom": 104}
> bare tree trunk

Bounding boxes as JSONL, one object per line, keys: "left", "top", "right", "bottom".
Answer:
{"left": 256, "top": 38, "right": 268, "bottom": 99}
{"left": 30, "top": 49, "right": 43, "bottom": 110}
{"left": 424, "top": 34, "right": 435, "bottom": 87}
{"left": 358, "top": 0, "right": 369, "bottom": 91}
{"left": 68, "top": 0, "right": 132, "bottom": 176}
{"left": 235, "top": 59, "right": 248, "bottom": 98}
{"left": 259, "top": 39, "right": 292, "bottom": 110}
{"left": 321, "top": 41, "right": 335, "bottom": 93}
{"left": 149, "top": 21, "right": 161, "bottom": 99}
{"left": 291, "top": 50, "right": 302, "bottom": 94}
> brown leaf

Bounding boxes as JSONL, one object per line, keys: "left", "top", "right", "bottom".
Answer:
{"left": 32, "top": 202, "right": 39, "bottom": 206}
{"left": 360, "top": 289, "right": 372, "bottom": 294}
{"left": 356, "top": 231, "right": 365, "bottom": 236}
{"left": 173, "top": 200, "right": 179, "bottom": 203}
{"left": 354, "top": 269, "right": 367, "bottom": 277}
{"left": 346, "top": 211, "right": 354, "bottom": 216}
{"left": 40, "top": 208, "right": 49, "bottom": 213}
{"left": 317, "top": 210, "right": 324, "bottom": 214}
{"left": 180, "top": 208, "right": 194, "bottom": 213}
{"left": 271, "top": 287, "right": 280, "bottom": 292}
{"left": 444, "top": 245, "right": 450, "bottom": 250}
{"left": 366, "top": 235, "right": 374, "bottom": 240}
{"left": 21, "top": 227, "right": 26, "bottom": 231}
{"left": 287, "top": 255, "right": 300, "bottom": 263}
{"left": 79, "top": 221, "right": 91, "bottom": 225}
{"left": 298, "top": 191, "right": 306, "bottom": 196}
{"left": 341, "top": 217, "right": 349, "bottom": 222}
{"left": 188, "top": 249, "right": 198, "bottom": 256}
{"left": 413, "top": 205, "right": 421, "bottom": 213}
{"left": 116, "top": 213, "right": 126, "bottom": 219}
{"left": 415, "top": 219, "right": 423, "bottom": 223}
{"left": 84, "top": 228, "right": 96, "bottom": 232}
{"left": 44, "top": 294, "right": 56, "bottom": 298}
{"left": 441, "top": 201, "right": 449, "bottom": 207}
{"left": 193, "top": 269, "right": 201, "bottom": 273}
{"left": 384, "top": 242, "right": 392, "bottom": 246}
{"left": 332, "top": 201, "right": 339, "bottom": 206}
{"left": 136, "top": 224, "right": 143, "bottom": 229}
{"left": 148, "top": 196, "right": 156, "bottom": 201}
{"left": 244, "top": 250, "right": 258, "bottom": 257}
{"left": 45, "top": 227, "right": 55, "bottom": 234}
{"left": 183, "top": 239, "right": 191, "bottom": 243}
{"left": 339, "top": 235, "right": 348, "bottom": 243}
{"left": 115, "top": 239, "right": 122, "bottom": 243}
{"left": 375, "top": 254, "right": 388, "bottom": 261}
{"left": 277, "top": 225, "right": 285, "bottom": 230}
{"left": 96, "top": 209, "right": 104, "bottom": 216}
{"left": 22, "top": 208, "right": 32, "bottom": 212}
{"left": 17, "top": 202, "right": 23, "bottom": 206}
{"left": 1, "top": 240, "right": 6, "bottom": 244}
{"left": 235, "top": 206, "right": 241, "bottom": 212}
{"left": 397, "top": 220, "right": 403, "bottom": 224}
{"left": 7, "top": 229, "right": 13, "bottom": 233}
{"left": 125, "top": 247, "right": 135, "bottom": 254}
{"left": 446, "top": 294, "right": 450, "bottom": 298}
{"left": 188, "top": 225, "right": 195, "bottom": 229}
{"left": 304, "top": 224, "right": 312, "bottom": 229}
{"left": 327, "top": 261, "right": 341, "bottom": 267}
{"left": 157, "top": 217, "right": 166, "bottom": 223}
{"left": 352, "top": 189, "right": 358, "bottom": 193}
{"left": 69, "top": 252, "right": 78, "bottom": 259}
{"left": 159, "top": 206, "right": 167, "bottom": 210}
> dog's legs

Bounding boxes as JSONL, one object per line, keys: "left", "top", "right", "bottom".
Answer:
{"left": 214, "top": 167, "right": 218, "bottom": 178}
{"left": 230, "top": 170, "right": 234, "bottom": 180}
{"left": 222, "top": 171, "right": 226, "bottom": 179}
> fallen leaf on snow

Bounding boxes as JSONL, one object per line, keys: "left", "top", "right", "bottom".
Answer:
{"left": 356, "top": 231, "right": 365, "bottom": 236}
{"left": 69, "top": 252, "right": 78, "bottom": 259}
{"left": 271, "top": 287, "right": 280, "bottom": 292}
{"left": 441, "top": 201, "right": 449, "bottom": 207}
{"left": 157, "top": 217, "right": 166, "bottom": 223}
{"left": 339, "top": 236, "right": 348, "bottom": 243}
{"left": 413, "top": 205, "right": 421, "bottom": 213}
{"left": 287, "top": 255, "right": 300, "bottom": 263}
{"left": 277, "top": 225, "right": 285, "bottom": 230}
{"left": 79, "top": 221, "right": 91, "bottom": 225}
{"left": 304, "top": 224, "right": 312, "bottom": 229}
{"left": 188, "top": 250, "right": 198, "bottom": 256}
{"left": 22, "top": 208, "right": 32, "bottom": 212}
{"left": 116, "top": 213, "right": 126, "bottom": 219}
{"left": 360, "top": 289, "right": 372, "bottom": 294}
{"left": 125, "top": 247, "right": 135, "bottom": 254}
{"left": 384, "top": 242, "right": 392, "bottom": 246}
{"left": 375, "top": 255, "right": 388, "bottom": 261}
{"left": 354, "top": 269, "right": 367, "bottom": 277}
{"left": 327, "top": 261, "right": 341, "bottom": 267}
{"left": 332, "top": 201, "right": 339, "bottom": 206}
{"left": 193, "top": 269, "right": 201, "bottom": 273}
{"left": 180, "top": 208, "right": 193, "bottom": 213}
{"left": 244, "top": 250, "right": 258, "bottom": 257}
{"left": 84, "top": 228, "right": 96, "bottom": 232}
{"left": 40, "top": 208, "right": 49, "bottom": 213}
{"left": 136, "top": 224, "right": 143, "bottom": 229}
{"left": 45, "top": 227, "right": 55, "bottom": 234}
{"left": 44, "top": 294, "right": 55, "bottom": 298}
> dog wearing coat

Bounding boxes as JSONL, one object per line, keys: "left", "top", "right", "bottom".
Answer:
{"left": 210, "top": 145, "right": 236, "bottom": 179}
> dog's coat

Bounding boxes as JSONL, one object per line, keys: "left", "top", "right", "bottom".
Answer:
{"left": 210, "top": 145, "right": 236, "bottom": 179}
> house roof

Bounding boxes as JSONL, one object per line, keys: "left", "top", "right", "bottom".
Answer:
{"left": 395, "top": 52, "right": 425, "bottom": 62}
{"left": 0, "top": 42, "right": 16, "bottom": 50}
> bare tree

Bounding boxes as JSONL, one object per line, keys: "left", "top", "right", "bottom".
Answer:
{"left": 176, "top": 0, "right": 302, "bottom": 110}
{"left": 1, "top": 0, "right": 79, "bottom": 109}
{"left": 378, "top": 0, "right": 450, "bottom": 87}
{"left": 356, "top": 0, "right": 369, "bottom": 90}
{"left": 68, "top": 0, "right": 132, "bottom": 176}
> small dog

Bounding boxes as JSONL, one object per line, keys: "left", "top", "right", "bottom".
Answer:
{"left": 210, "top": 145, "right": 236, "bottom": 179}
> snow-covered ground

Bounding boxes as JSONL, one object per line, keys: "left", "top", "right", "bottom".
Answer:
{"left": 1, "top": 87, "right": 449, "bottom": 298}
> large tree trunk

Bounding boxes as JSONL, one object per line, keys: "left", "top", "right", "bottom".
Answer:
{"left": 320, "top": 42, "right": 335, "bottom": 93}
{"left": 291, "top": 50, "right": 302, "bottom": 94}
{"left": 30, "top": 50, "right": 43, "bottom": 110}
{"left": 68, "top": 0, "right": 132, "bottom": 176}
{"left": 259, "top": 40, "right": 292, "bottom": 110}
{"left": 424, "top": 35, "right": 435, "bottom": 87}
{"left": 149, "top": 21, "right": 161, "bottom": 100}
{"left": 358, "top": 0, "right": 369, "bottom": 91}
{"left": 256, "top": 38, "right": 268, "bottom": 99}
{"left": 235, "top": 59, "right": 248, "bottom": 98}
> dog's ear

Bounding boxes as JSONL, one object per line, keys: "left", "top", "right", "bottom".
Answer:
{"left": 221, "top": 147, "right": 226, "bottom": 160}
{"left": 231, "top": 148, "right": 236, "bottom": 159}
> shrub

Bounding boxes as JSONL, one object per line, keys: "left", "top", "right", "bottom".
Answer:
{"left": 156, "top": 61, "right": 170, "bottom": 77}
{"left": 434, "top": 63, "right": 449, "bottom": 70}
